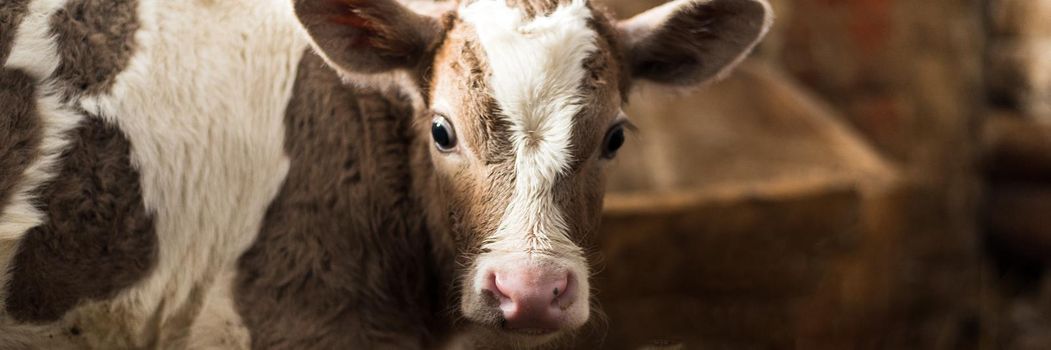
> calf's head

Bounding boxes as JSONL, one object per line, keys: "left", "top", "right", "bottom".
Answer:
{"left": 293, "top": 0, "right": 772, "bottom": 346}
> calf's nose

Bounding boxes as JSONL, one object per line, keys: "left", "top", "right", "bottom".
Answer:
{"left": 487, "top": 268, "right": 574, "bottom": 332}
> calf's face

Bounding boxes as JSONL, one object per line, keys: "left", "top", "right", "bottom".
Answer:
{"left": 293, "top": 0, "right": 772, "bottom": 346}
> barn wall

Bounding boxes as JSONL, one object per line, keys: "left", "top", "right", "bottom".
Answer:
{"left": 768, "top": 0, "right": 988, "bottom": 348}
{"left": 594, "top": 0, "right": 996, "bottom": 348}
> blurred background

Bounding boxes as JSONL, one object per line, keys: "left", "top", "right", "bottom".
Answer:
{"left": 584, "top": 0, "right": 1051, "bottom": 348}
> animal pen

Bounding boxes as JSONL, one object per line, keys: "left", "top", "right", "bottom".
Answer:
{"left": 587, "top": 0, "right": 1050, "bottom": 348}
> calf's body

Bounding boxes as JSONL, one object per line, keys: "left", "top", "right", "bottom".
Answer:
{"left": 0, "top": 1, "right": 442, "bottom": 347}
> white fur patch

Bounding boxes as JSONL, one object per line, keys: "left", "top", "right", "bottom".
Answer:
{"left": 0, "top": 0, "right": 83, "bottom": 319}
{"left": 67, "top": 0, "right": 306, "bottom": 347}
{"left": 3, "top": 0, "right": 67, "bottom": 78}
{"left": 459, "top": 0, "right": 595, "bottom": 255}
{"left": 458, "top": 1, "right": 596, "bottom": 330}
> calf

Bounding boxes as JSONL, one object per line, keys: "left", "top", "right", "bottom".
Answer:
{"left": 0, "top": 0, "right": 771, "bottom": 348}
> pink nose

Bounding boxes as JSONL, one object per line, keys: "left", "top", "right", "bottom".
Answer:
{"left": 486, "top": 268, "right": 574, "bottom": 332}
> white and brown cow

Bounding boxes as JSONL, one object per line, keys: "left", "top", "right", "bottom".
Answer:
{"left": 0, "top": 0, "right": 771, "bottom": 348}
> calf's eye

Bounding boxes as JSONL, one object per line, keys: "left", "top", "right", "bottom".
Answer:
{"left": 432, "top": 116, "right": 457, "bottom": 152}
{"left": 602, "top": 124, "right": 626, "bottom": 159}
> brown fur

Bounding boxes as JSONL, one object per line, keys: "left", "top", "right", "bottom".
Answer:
{"left": 452, "top": 36, "right": 515, "bottom": 166}
{"left": 5, "top": 116, "right": 157, "bottom": 323}
{"left": 293, "top": 0, "right": 446, "bottom": 77}
{"left": 624, "top": 0, "right": 768, "bottom": 86}
{"left": 423, "top": 23, "right": 520, "bottom": 270}
{"left": 425, "top": 23, "right": 515, "bottom": 275}
{"left": 49, "top": 0, "right": 139, "bottom": 98}
{"left": 0, "top": 69, "right": 40, "bottom": 221}
{"left": 0, "top": 0, "right": 31, "bottom": 63}
{"left": 235, "top": 51, "right": 445, "bottom": 349}
{"left": 588, "top": 7, "right": 634, "bottom": 101}
{"left": 557, "top": 13, "right": 625, "bottom": 249}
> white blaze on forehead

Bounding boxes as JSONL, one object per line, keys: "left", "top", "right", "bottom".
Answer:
{"left": 459, "top": 0, "right": 596, "bottom": 253}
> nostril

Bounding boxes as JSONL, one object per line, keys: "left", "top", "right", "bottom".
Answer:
{"left": 484, "top": 272, "right": 509, "bottom": 301}
{"left": 551, "top": 273, "right": 570, "bottom": 300}
{"left": 492, "top": 273, "right": 512, "bottom": 301}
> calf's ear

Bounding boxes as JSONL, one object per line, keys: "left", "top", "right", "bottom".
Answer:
{"left": 617, "top": 0, "right": 773, "bottom": 87}
{"left": 292, "top": 0, "right": 447, "bottom": 76}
